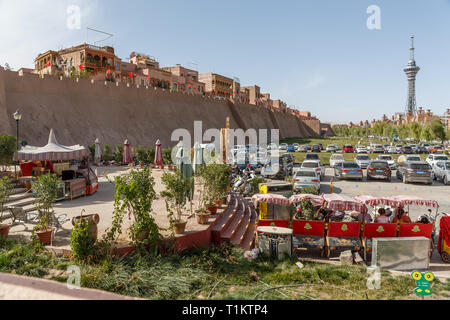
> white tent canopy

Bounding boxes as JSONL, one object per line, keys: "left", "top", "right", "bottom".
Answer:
{"left": 14, "top": 129, "right": 88, "bottom": 161}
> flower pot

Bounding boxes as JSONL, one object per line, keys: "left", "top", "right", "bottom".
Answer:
{"left": 150, "top": 164, "right": 156, "bottom": 169}
{"left": 72, "top": 214, "right": 100, "bottom": 243}
{"left": 0, "top": 224, "right": 10, "bottom": 238}
{"left": 207, "top": 206, "right": 218, "bottom": 215}
{"left": 196, "top": 213, "right": 211, "bottom": 225}
{"left": 174, "top": 221, "right": 187, "bottom": 234}
{"left": 214, "top": 199, "right": 224, "bottom": 207}
{"left": 140, "top": 162, "right": 145, "bottom": 168}
{"left": 36, "top": 228, "right": 54, "bottom": 245}
{"left": 160, "top": 164, "right": 165, "bottom": 169}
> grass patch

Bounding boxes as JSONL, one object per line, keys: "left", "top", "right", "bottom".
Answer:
{"left": 0, "top": 238, "right": 449, "bottom": 300}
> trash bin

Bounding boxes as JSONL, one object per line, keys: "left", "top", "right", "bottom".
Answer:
{"left": 257, "top": 226, "right": 293, "bottom": 261}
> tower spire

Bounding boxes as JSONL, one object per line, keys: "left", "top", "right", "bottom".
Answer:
{"left": 410, "top": 36, "right": 415, "bottom": 61}
{"left": 404, "top": 35, "right": 420, "bottom": 117}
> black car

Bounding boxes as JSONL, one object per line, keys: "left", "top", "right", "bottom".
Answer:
{"left": 401, "top": 146, "right": 413, "bottom": 154}
{"left": 312, "top": 144, "right": 321, "bottom": 152}
{"left": 416, "top": 146, "right": 427, "bottom": 154}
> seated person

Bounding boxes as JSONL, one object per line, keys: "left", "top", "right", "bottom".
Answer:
{"left": 357, "top": 212, "right": 373, "bottom": 223}
{"left": 44, "top": 160, "right": 54, "bottom": 172}
{"left": 391, "top": 208, "right": 412, "bottom": 224}
{"left": 374, "top": 208, "right": 390, "bottom": 223}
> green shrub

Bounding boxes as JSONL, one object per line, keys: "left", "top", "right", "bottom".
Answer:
{"left": 103, "top": 144, "right": 112, "bottom": 162}
{"left": 146, "top": 147, "right": 156, "bottom": 164}
{"left": 114, "top": 145, "right": 124, "bottom": 163}
{"left": 70, "top": 216, "right": 94, "bottom": 262}
{"left": 0, "top": 135, "right": 17, "bottom": 171}
{"left": 0, "top": 176, "right": 12, "bottom": 220}
{"left": 162, "top": 148, "right": 173, "bottom": 165}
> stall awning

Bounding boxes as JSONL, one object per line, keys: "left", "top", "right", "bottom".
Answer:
{"left": 13, "top": 129, "right": 87, "bottom": 161}
{"left": 251, "top": 193, "right": 290, "bottom": 207}
{"left": 322, "top": 193, "right": 367, "bottom": 213}
{"left": 289, "top": 194, "right": 324, "bottom": 207}
{"left": 386, "top": 195, "right": 439, "bottom": 209}
{"left": 353, "top": 195, "right": 403, "bottom": 208}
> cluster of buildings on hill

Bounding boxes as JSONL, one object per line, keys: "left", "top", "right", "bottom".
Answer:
{"left": 16, "top": 42, "right": 317, "bottom": 121}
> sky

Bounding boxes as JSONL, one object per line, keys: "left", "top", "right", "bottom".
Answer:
{"left": 1, "top": 0, "right": 450, "bottom": 124}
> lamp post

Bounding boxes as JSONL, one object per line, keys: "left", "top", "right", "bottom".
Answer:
{"left": 12, "top": 110, "right": 22, "bottom": 185}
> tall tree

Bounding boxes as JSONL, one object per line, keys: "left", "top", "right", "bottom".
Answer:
{"left": 430, "top": 120, "right": 446, "bottom": 143}
{"left": 409, "top": 122, "right": 422, "bottom": 142}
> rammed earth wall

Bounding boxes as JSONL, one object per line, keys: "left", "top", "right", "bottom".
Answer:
{"left": 0, "top": 68, "right": 319, "bottom": 148}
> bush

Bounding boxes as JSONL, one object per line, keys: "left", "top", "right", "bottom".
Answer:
{"left": 135, "top": 145, "right": 147, "bottom": 164}
{"left": 161, "top": 170, "right": 193, "bottom": 228}
{"left": 162, "top": 148, "right": 173, "bottom": 165}
{"left": 0, "top": 176, "right": 12, "bottom": 220}
{"left": 32, "top": 174, "right": 59, "bottom": 231}
{"left": 298, "top": 186, "right": 319, "bottom": 195}
{"left": 70, "top": 216, "right": 94, "bottom": 262}
{"left": 146, "top": 147, "right": 156, "bottom": 164}
{"left": 114, "top": 145, "right": 124, "bottom": 163}
{"left": 103, "top": 144, "right": 113, "bottom": 162}
{"left": 0, "top": 135, "right": 17, "bottom": 171}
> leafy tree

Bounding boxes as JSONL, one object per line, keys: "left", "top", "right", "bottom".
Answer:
{"left": 409, "top": 122, "right": 422, "bottom": 142}
{"left": 421, "top": 125, "right": 433, "bottom": 142}
{"left": 88, "top": 144, "right": 96, "bottom": 161}
{"left": 114, "top": 144, "right": 124, "bottom": 163}
{"left": 0, "top": 135, "right": 17, "bottom": 172}
{"left": 103, "top": 144, "right": 112, "bottom": 162}
{"left": 430, "top": 120, "right": 446, "bottom": 143}
{"left": 135, "top": 145, "right": 147, "bottom": 163}
{"left": 32, "top": 174, "right": 59, "bottom": 232}
{"left": 146, "top": 147, "right": 156, "bottom": 164}
{"left": 162, "top": 148, "right": 173, "bottom": 165}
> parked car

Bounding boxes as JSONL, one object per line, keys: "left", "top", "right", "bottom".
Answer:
{"left": 416, "top": 145, "right": 427, "bottom": 154}
{"left": 401, "top": 146, "right": 414, "bottom": 154}
{"left": 279, "top": 143, "right": 288, "bottom": 151}
{"left": 305, "top": 152, "right": 321, "bottom": 163}
{"left": 342, "top": 144, "right": 354, "bottom": 153}
{"left": 367, "top": 160, "right": 391, "bottom": 181}
{"left": 293, "top": 143, "right": 300, "bottom": 151}
{"left": 334, "top": 161, "right": 363, "bottom": 181}
{"left": 305, "top": 145, "right": 312, "bottom": 151}
{"left": 261, "top": 153, "right": 294, "bottom": 179}
{"left": 354, "top": 154, "right": 371, "bottom": 169}
{"left": 287, "top": 145, "right": 296, "bottom": 152}
{"left": 300, "top": 161, "right": 325, "bottom": 180}
{"left": 409, "top": 144, "right": 418, "bottom": 153}
{"left": 396, "top": 161, "right": 432, "bottom": 185}
{"left": 432, "top": 161, "right": 450, "bottom": 185}
{"left": 298, "top": 145, "right": 308, "bottom": 152}
{"left": 426, "top": 154, "right": 449, "bottom": 167}
{"left": 386, "top": 146, "right": 397, "bottom": 154}
{"left": 312, "top": 144, "right": 321, "bottom": 152}
{"left": 317, "top": 143, "right": 323, "bottom": 151}
{"left": 377, "top": 155, "right": 396, "bottom": 169}
{"left": 430, "top": 145, "right": 445, "bottom": 153}
{"left": 326, "top": 144, "right": 338, "bottom": 152}
{"left": 356, "top": 145, "right": 367, "bottom": 153}
{"left": 395, "top": 145, "right": 404, "bottom": 154}
{"left": 293, "top": 169, "right": 321, "bottom": 193}
{"left": 330, "top": 154, "right": 345, "bottom": 168}
{"left": 370, "top": 144, "right": 384, "bottom": 153}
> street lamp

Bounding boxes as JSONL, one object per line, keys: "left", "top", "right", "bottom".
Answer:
{"left": 12, "top": 110, "right": 22, "bottom": 185}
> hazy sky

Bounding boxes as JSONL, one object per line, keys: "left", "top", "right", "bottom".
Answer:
{"left": 1, "top": 0, "right": 450, "bottom": 123}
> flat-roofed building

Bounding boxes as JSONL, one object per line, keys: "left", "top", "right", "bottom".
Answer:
{"left": 199, "top": 73, "right": 233, "bottom": 97}
{"left": 162, "top": 64, "right": 205, "bottom": 94}
{"left": 241, "top": 85, "right": 261, "bottom": 105}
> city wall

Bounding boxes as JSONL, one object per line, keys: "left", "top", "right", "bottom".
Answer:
{"left": 0, "top": 69, "right": 319, "bottom": 148}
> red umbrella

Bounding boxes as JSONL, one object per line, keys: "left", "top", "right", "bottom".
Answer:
{"left": 154, "top": 139, "right": 163, "bottom": 166}
{"left": 123, "top": 139, "right": 133, "bottom": 164}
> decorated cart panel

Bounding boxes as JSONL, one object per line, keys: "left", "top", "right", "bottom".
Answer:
{"left": 398, "top": 223, "right": 433, "bottom": 239}
{"left": 326, "top": 222, "right": 362, "bottom": 252}
{"left": 292, "top": 220, "right": 325, "bottom": 249}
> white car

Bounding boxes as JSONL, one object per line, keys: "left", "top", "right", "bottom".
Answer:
{"left": 293, "top": 143, "right": 300, "bottom": 151}
{"left": 279, "top": 143, "right": 288, "bottom": 151}
{"left": 377, "top": 155, "right": 396, "bottom": 169}
{"left": 386, "top": 146, "right": 397, "bottom": 154}
{"left": 326, "top": 144, "right": 338, "bottom": 152}
{"left": 293, "top": 169, "right": 321, "bottom": 193}
{"left": 432, "top": 161, "right": 450, "bottom": 185}
{"left": 330, "top": 154, "right": 345, "bottom": 168}
{"left": 356, "top": 145, "right": 367, "bottom": 153}
{"left": 354, "top": 154, "right": 371, "bottom": 169}
{"left": 301, "top": 161, "right": 325, "bottom": 180}
{"left": 426, "top": 154, "right": 449, "bottom": 167}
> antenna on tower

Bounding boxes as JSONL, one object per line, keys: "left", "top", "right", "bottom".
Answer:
{"left": 410, "top": 36, "right": 415, "bottom": 60}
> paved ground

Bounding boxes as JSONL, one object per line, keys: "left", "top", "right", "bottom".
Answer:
{"left": 316, "top": 167, "right": 450, "bottom": 278}
{"left": 7, "top": 165, "right": 214, "bottom": 248}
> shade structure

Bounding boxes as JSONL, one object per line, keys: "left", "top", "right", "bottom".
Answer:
{"left": 322, "top": 193, "right": 367, "bottom": 213}
{"left": 192, "top": 142, "right": 204, "bottom": 173}
{"left": 13, "top": 128, "right": 87, "bottom": 161}
{"left": 353, "top": 195, "right": 403, "bottom": 208}
{"left": 251, "top": 193, "right": 290, "bottom": 208}
{"left": 123, "top": 139, "right": 133, "bottom": 164}
{"left": 289, "top": 194, "right": 324, "bottom": 207}
{"left": 94, "top": 138, "right": 101, "bottom": 163}
{"left": 386, "top": 195, "right": 439, "bottom": 209}
{"left": 154, "top": 139, "right": 163, "bottom": 166}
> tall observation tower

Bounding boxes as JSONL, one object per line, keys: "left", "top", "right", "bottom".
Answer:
{"left": 404, "top": 36, "right": 420, "bottom": 116}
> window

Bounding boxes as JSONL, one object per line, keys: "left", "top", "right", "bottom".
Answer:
{"left": 343, "top": 163, "right": 360, "bottom": 169}
{"left": 295, "top": 171, "right": 317, "bottom": 177}
{"left": 302, "top": 162, "right": 318, "bottom": 168}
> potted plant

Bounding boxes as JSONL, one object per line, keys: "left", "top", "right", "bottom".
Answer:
{"left": 161, "top": 170, "right": 193, "bottom": 234}
{"left": 0, "top": 176, "right": 12, "bottom": 238}
{"left": 103, "top": 166, "right": 160, "bottom": 249}
{"left": 72, "top": 209, "right": 100, "bottom": 243}
{"left": 195, "top": 207, "right": 210, "bottom": 225}
{"left": 32, "top": 174, "right": 59, "bottom": 245}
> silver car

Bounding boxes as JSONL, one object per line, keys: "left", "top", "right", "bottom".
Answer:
{"left": 293, "top": 169, "right": 321, "bottom": 193}
{"left": 301, "top": 161, "right": 325, "bottom": 180}
{"left": 334, "top": 161, "right": 363, "bottom": 181}
{"left": 432, "top": 161, "right": 450, "bottom": 185}
{"left": 330, "top": 154, "right": 345, "bottom": 168}
{"left": 355, "top": 154, "right": 371, "bottom": 169}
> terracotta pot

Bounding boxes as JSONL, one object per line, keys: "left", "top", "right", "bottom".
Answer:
{"left": 174, "top": 221, "right": 187, "bottom": 234}
{"left": 207, "top": 206, "right": 218, "bottom": 215}
{"left": 72, "top": 214, "right": 100, "bottom": 243}
{"left": 196, "top": 213, "right": 211, "bottom": 225}
{"left": 160, "top": 165, "right": 165, "bottom": 169}
{"left": 140, "top": 163, "right": 145, "bottom": 167}
{"left": 0, "top": 224, "right": 10, "bottom": 238}
{"left": 214, "top": 199, "right": 224, "bottom": 207}
{"left": 36, "top": 228, "right": 54, "bottom": 245}
{"left": 150, "top": 164, "right": 156, "bottom": 169}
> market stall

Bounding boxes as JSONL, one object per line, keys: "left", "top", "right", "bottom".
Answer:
{"left": 251, "top": 193, "right": 291, "bottom": 227}
{"left": 13, "top": 129, "right": 98, "bottom": 200}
